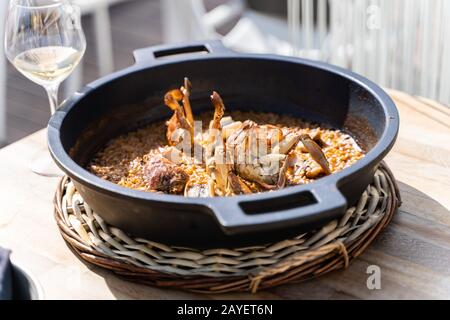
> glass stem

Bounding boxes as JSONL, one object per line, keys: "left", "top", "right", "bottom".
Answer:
{"left": 45, "top": 84, "right": 60, "bottom": 115}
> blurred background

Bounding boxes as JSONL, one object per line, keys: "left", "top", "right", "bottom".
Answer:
{"left": 0, "top": 0, "right": 449, "bottom": 147}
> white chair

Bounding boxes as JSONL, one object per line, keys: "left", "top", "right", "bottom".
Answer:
{"left": 166, "top": 0, "right": 450, "bottom": 105}
{"left": 66, "top": 0, "right": 142, "bottom": 96}
{"left": 162, "top": 0, "right": 298, "bottom": 56}
{"left": 322, "top": 0, "right": 450, "bottom": 104}
{"left": 64, "top": 0, "right": 115, "bottom": 97}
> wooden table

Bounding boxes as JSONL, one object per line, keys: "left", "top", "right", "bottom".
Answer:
{"left": 0, "top": 90, "right": 449, "bottom": 299}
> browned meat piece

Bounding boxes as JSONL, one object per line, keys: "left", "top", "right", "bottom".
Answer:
{"left": 144, "top": 156, "right": 189, "bottom": 194}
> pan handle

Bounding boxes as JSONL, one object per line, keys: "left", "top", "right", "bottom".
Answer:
{"left": 210, "top": 183, "right": 347, "bottom": 235}
{"left": 132, "top": 40, "right": 235, "bottom": 65}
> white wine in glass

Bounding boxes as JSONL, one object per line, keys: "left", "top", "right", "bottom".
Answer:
{"left": 14, "top": 46, "right": 83, "bottom": 86}
{"left": 4, "top": 0, "right": 86, "bottom": 176}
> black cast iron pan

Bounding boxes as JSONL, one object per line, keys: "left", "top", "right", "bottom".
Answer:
{"left": 48, "top": 40, "right": 399, "bottom": 248}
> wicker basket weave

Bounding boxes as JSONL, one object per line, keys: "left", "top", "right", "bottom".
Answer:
{"left": 54, "top": 162, "right": 400, "bottom": 293}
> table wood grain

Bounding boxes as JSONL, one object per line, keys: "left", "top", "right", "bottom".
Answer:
{"left": 0, "top": 90, "right": 449, "bottom": 300}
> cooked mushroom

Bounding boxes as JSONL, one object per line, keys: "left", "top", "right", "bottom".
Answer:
{"left": 144, "top": 156, "right": 189, "bottom": 194}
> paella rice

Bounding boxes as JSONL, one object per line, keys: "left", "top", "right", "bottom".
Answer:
{"left": 88, "top": 79, "right": 365, "bottom": 197}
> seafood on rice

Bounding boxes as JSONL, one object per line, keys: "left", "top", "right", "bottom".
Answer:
{"left": 89, "top": 78, "right": 365, "bottom": 197}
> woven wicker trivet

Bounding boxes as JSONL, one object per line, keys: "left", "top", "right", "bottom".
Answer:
{"left": 54, "top": 162, "right": 401, "bottom": 293}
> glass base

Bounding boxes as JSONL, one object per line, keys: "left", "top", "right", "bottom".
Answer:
{"left": 29, "top": 149, "right": 63, "bottom": 177}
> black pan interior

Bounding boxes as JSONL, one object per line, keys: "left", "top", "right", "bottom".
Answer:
{"left": 60, "top": 58, "right": 384, "bottom": 167}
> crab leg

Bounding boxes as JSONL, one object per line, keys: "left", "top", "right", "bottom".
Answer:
{"left": 227, "top": 171, "right": 252, "bottom": 195}
{"left": 210, "top": 145, "right": 230, "bottom": 193}
{"left": 204, "top": 91, "right": 226, "bottom": 164}
{"left": 210, "top": 91, "right": 225, "bottom": 131}
{"left": 276, "top": 153, "right": 295, "bottom": 189}
{"left": 277, "top": 131, "right": 301, "bottom": 154}
{"left": 180, "top": 77, "right": 195, "bottom": 127}
{"left": 164, "top": 89, "right": 194, "bottom": 147}
{"left": 210, "top": 145, "right": 251, "bottom": 195}
{"left": 212, "top": 164, "right": 252, "bottom": 195}
{"left": 300, "top": 134, "right": 331, "bottom": 175}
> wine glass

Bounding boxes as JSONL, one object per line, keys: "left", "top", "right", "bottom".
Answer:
{"left": 4, "top": 0, "right": 86, "bottom": 176}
